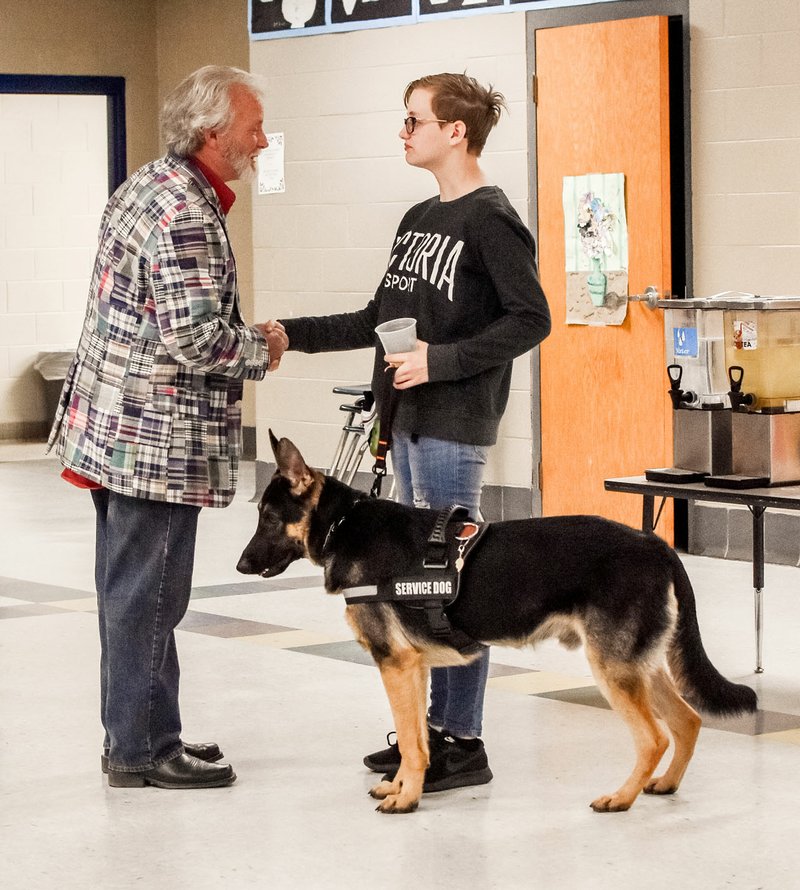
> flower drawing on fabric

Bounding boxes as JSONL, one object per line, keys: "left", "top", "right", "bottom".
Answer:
{"left": 576, "top": 192, "right": 616, "bottom": 261}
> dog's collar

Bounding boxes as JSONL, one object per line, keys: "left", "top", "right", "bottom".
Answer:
{"left": 321, "top": 501, "right": 360, "bottom": 556}
{"left": 322, "top": 516, "right": 345, "bottom": 555}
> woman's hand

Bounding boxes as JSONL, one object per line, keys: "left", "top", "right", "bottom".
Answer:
{"left": 386, "top": 341, "right": 429, "bottom": 389}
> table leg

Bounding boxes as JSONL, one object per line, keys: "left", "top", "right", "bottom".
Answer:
{"left": 750, "top": 506, "right": 766, "bottom": 674}
{"left": 641, "top": 495, "right": 655, "bottom": 533}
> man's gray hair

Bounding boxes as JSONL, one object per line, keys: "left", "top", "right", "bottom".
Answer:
{"left": 161, "top": 65, "right": 265, "bottom": 158}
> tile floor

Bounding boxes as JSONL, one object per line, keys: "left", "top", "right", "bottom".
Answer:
{"left": 1, "top": 442, "right": 800, "bottom": 889}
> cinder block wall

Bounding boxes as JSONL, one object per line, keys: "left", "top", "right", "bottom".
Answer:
{"left": 0, "top": 0, "right": 254, "bottom": 443}
{"left": 248, "top": 0, "right": 800, "bottom": 536}
{"left": 0, "top": 0, "right": 159, "bottom": 441}
{"left": 688, "top": 0, "right": 800, "bottom": 564}
{"left": 0, "top": 93, "right": 108, "bottom": 438}
{"left": 691, "top": 0, "right": 800, "bottom": 293}
{"left": 249, "top": 12, "right": 535, "bottom": 502}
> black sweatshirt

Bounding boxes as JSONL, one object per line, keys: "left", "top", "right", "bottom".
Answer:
{"left": 281, "top": 186, "right": 551, "bottom": 446}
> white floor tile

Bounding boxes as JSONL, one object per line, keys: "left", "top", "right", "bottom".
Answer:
{"left": 2, "top": 456, "right": 799, "bottom": 889}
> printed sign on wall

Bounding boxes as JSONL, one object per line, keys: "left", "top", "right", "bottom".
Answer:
{"left": 332, "top": 0, "right": 413, "bottom": 25}
{"left": 251, "top": 0, "right": 326, "bottom": 34}
{"left": 418, "top": 0, "right": 505, "bottom": 16}
{"left": 257, "top": 133, "right": 286, "bottom": 194}
{"left": 250, "top": 0, "right": 617, "bottom": 40}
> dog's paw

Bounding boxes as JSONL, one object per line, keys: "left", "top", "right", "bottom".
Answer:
{"left": 644, "top": 776, "right": 679, "bottom": 796}
{"left": 368, "top": 780, "right": 396, "bottom": 801}
{"left": 590, "top": 793, "right": 633, "bottom": 813}
{"left": 375, "top": 794, "right": 419, "bottom": 814}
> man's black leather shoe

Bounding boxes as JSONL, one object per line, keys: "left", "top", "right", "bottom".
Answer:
{"left": 107, "top": 752, "right": 236, "bottom": 789}
{"left": 101, "top": 741, "right": 222, "bottom": 774}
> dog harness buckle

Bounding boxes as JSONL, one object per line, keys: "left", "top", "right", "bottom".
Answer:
{"left": 425, "top": 603, "right": 453, "bottom": 636}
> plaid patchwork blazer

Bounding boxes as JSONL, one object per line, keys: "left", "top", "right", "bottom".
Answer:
{"left": 48, "top": 154, "right": 269, "bottom": 508}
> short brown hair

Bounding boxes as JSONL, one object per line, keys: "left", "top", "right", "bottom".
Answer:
{"left": 403, "top": 73, "right": 506, "bottom": 157}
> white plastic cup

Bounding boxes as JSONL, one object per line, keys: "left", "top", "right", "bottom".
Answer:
{"left": 375, "top": 317, "right": 417, "bottom": 354}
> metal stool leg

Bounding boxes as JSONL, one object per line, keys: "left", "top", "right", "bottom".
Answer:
{"left": 328, "top": 425, "right": 353, "bottom": 476}
{"left": 328, "top": 384, "right": 373, "bottom": 483}
{"left": 328, "top": 403, "right": 361, "bottom": 477}
{"left": 344, "top": 438, "right": 371, "bottom": 485}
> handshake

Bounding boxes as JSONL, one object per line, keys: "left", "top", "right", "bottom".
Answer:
{"left": 256, "top": 320, "right": 289, "bottom": 372}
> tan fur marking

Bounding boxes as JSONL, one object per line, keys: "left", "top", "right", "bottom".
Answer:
{"left": 490, "top": 615, "right": 586, "bottom": 652}
{"left": 585, "top": 643, "right": 670, "bottom": 812}
{"left": 283, "top": 471, "right": 324, "bottom": 552}
{"left": 644, "top": 667, "right": 701, "bottom": 795}
{"left": 369, "top": 648, "right": 429, "bottom": 813}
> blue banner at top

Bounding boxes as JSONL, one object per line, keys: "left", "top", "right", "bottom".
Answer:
{"left": 250, "top": 0, "right": 618, "bottom": 40}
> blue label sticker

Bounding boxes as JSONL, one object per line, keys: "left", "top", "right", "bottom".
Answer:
{"left": 673, "top": 327, "right": 698, "bottom": 358}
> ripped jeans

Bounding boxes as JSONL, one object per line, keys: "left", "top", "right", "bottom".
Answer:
{"left": 390, "top": 432, "right": 490, "bottom": 738}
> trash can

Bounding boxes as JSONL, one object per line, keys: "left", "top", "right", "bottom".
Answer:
{"left": 34, "top": 351, "right": 74, "bottom": 422}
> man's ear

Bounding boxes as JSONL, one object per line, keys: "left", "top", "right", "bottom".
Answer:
{"left": 201, "top": 126, "right": 219, "bottom": 150}
{"left": 269, "top": 430, "right": 315, "bottom": 494}
{"left": 448, "top": 120, "right": 468, "bottom": 147}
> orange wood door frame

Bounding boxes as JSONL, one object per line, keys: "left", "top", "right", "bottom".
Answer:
{"left": 536, "top": 15, "right": 673, "bottom": 538}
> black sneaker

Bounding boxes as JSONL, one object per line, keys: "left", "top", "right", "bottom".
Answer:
{"left": 363, "top": 732, "right": 400, "bottom": 773}
{"left": 363, "top": 727, "right": 445, "bottom": 773}
{"left": 383, "top": 735, "right": 493, "bottom": 793}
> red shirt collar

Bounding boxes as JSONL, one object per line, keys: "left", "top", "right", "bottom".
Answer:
{"left": 190, "top": 157, "right": 237, "bottom": 215}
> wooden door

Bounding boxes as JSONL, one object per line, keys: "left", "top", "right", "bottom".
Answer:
{"left": 536, "top": 15, "right": 673, "bottom": 536}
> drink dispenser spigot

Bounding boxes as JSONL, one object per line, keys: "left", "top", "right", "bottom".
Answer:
{"left": 667, "top": 364, "right": 698, "bottom": 409}
{"left": 728, "top": 366, "right": 756, "bottom": 411}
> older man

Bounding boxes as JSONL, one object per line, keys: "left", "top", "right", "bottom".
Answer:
{"left": 48, "top": 66, "right": 287, "bottom": 789}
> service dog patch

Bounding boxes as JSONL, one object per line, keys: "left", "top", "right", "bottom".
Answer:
{"left": 342, "top": 519, "right": 487, "bottom": 605}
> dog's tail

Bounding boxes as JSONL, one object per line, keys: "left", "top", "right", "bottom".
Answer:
{"left": 668, "top": 551, "right": 758, "bottom": 716}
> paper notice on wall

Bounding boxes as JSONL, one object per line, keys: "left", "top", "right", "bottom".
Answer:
{"left": 258, "top": 133, "right": 286, "bottom": 194}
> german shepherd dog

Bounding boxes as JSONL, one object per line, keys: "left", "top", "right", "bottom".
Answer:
{"left": 237, "top": 433, "right": 757, "bottom": 814}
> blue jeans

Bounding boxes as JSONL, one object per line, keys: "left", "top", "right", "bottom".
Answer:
{"left": 390, "top": 432, "right": 490, "bottom": 738}
{"left": 92, "top": 489, "right": 200, "bottom": 771}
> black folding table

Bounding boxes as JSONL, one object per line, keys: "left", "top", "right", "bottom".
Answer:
{"left": 605, "top": 475, "right": 800, "bottom": 673}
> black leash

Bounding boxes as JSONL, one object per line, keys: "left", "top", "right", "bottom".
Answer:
{"left": 369, "top": 367, "right": 400, "bottom": 499}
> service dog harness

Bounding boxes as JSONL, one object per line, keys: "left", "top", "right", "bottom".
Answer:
{"left": 343, "top": 505, "right": 489, "bottom": 655}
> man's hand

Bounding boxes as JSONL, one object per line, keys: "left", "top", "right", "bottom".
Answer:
{"left": 387, "top": 341, "right": 429, "bottom": 389}
{"left": 257, "top": 320, "right": 289, "bottom": 371}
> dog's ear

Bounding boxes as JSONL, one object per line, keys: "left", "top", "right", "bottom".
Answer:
{"left": 269, "top": 430, "right": 314, "bottom": 495}
{"left": 269, "top": 429, "right": 281, "bottom": 459}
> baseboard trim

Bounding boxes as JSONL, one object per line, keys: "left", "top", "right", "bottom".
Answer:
{"left": 0, "top": 421, "right": 49, "bottom": 442}
{"left": 688, "top": 501, "right": 800, "bottom": 566}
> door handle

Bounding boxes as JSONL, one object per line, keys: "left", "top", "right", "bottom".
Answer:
{"left": 627, "top": 286, "right": 665, "bottom": 310}
{"left": 604, "top": 286, "right": 665, "bottom": 309}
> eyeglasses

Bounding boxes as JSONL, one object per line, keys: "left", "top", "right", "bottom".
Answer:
{"left": 403, "top": 116, "right": 450, "bottom": 135}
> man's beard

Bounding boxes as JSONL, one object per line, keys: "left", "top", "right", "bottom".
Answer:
{"left": 223, "top": 142, "right": 257, "bottom": 183}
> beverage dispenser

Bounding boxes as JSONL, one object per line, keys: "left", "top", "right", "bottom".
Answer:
{"left": 705, "top": 295, "right": 800, "bottom": 487}
{"left": 646, "top": 297, "right": 732, "bottom": 482}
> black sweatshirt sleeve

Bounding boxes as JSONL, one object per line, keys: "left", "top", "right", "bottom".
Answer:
{"left": 280, "top": 298, "right": 380, "bottom": 354}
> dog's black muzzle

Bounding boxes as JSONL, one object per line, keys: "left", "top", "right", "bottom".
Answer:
{"left": 236, "top": 538, "right": 303, "bottom": 578}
